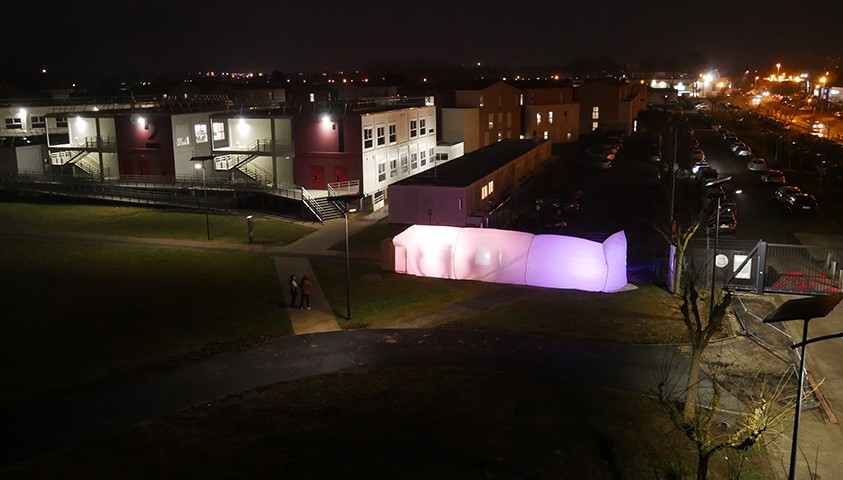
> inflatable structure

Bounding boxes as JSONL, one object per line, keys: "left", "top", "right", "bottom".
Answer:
{"left": 391, "top": 225, "right": 628, "bottom": 293}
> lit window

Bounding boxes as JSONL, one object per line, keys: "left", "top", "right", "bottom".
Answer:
{"left": 363, "top": 126, "right": 373, "bottom": 149}
{"left": 378, "top": 161, "right": 386, "bottom": 182}
{"left": 411, "top": 152, "right": 418, "bottom": 169}
{"left": 389, "top": 156, "right": 397, "bottom": 177}
{"left": 519, "top": 93, "right": 524, "bottom": 106}
{"left": 388, "top": 123, "right": 397, "bottom": 143}
{"left": 543, "top": 131, "right": 549, "bottom": 140}
{"left": 592, "top": 106, "right": 599, "bottom": 120}
{"left": 31, "top": 115, "right": 46, "bottom": 129}
{"left": 549, "top": 112, "right": 553, "bottom": 124}
{"left": 488, "top": 114, "right": 494, "bottom": 129}
{"left": 479, "top": 95, "right": 484, "bottom": 107}
{"left": 592, "top": 121, "right": 598, "bottom": 131}
{"left": 402, "top": 154, "right": 410, "bottom": 171}
{"left": 497, "top": 131, "right": 502, "bottom": 141}
{"left": 489, "top": 180, "right": 494, "bottom": 194}
{"left": 5, "top": 118, "right": 22, "bottom": 129}
{"left": 420, "top": 149, "right": 426, "bottom": 166}
{"left": 194, "top": 124, "right": 208, "bottom": 143}
{"left": 376, "top": 126, "right": 385, "bottom": 146}
{"left": 309, "top": 93, "right": 315, "bottom": 102}
{"left": 212, "top": 122, "right": 225, "bottom": 140}
{"left": 419, "top": 118, "right": 426, "bottom": 135}
{"left": 481, "top": 180, "right": 494, "bottom": 200}
{"left": 536, "top": 113, "right": 541, "bottom": 125}
{"left": 410, "top": 119, "right": 417, "bottom": 137}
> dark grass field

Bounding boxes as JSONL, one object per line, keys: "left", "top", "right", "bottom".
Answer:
{"left": 0, "top": 368, "right": 773, "bottom": 480}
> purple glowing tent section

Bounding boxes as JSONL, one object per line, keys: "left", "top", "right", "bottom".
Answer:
{"left": 392, "top": 225, "right": 628, "bottom": 293}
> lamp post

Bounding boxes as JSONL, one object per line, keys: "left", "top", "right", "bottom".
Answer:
{"left": 776, "top": 63, "right": 781, "bottom": 78}
{"left": 191, "top": 155, "right": 214, "bottom": 240}
{"left": 762, "top": 294, "right": 843, "bottom": 480}
{"left": 344, "top": 206, "right": 357, "bottom": 320}
{"left": 704, "top": 176, "right": 732, "bottom": 315}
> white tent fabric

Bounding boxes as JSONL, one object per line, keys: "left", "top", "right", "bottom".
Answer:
{"left": 392, "top": 225, "right": 628, "bottom": 293}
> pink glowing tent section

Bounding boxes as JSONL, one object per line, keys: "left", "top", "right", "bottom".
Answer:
{"left": 392, "top": 225, "right": 628, "bottom": 293}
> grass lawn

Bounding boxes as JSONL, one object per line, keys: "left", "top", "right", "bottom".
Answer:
{"left": 0, "top": 201, "right": 315, "bottom": 245}
{"left": 0, "top": 368, "right": 774, "bottom": 479}
{"left": 0, "top": 236, "right": 292, "bottom": 410}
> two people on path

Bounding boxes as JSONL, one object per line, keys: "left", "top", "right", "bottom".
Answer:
{"left": 289, "top": 274, "right": 312, "bottom": 310}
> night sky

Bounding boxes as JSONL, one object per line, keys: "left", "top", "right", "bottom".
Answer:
{"left": 6, "top": 0, "right": 840, "bottom": 76}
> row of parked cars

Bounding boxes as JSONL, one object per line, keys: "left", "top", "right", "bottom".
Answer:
{"left": 744, "top": 152, "right": 817, "bottom": 214}
{"left": 576, "top": 132, "right": 629, "bottom": 170}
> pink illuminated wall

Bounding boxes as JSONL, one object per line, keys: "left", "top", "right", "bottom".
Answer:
{"left": 392, "top": 225, "right": 628, "bottom": 293}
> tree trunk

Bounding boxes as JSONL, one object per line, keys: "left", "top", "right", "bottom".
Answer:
{"left": 672, "top": 246, "right": 685, "bottom": 294}
{"left": 684, "top": 348, "right": 703, "bottom": 421}
{"left": 697, "top": 450, "right": 711, "bottom": 480}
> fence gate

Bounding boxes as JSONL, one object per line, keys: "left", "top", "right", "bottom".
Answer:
{"left": 686, "top": 239, "right": 843, "bottom": 295}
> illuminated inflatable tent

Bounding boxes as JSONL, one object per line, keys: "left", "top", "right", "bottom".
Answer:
{"left": 391, "top": 225, "right": 628, "bottom": 293}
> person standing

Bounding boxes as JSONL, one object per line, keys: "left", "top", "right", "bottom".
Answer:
{"left": 288, "top": 275, "right": 299, "bottom": 308}
{"left": 300, "top": 275, "right": 313, "bottom": 310}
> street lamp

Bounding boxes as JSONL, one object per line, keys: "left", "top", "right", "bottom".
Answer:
{"left": 343, "top": 206, "right": 357, "bottom": 320}
{"left": 776, "top": 63, "right": 781, "bottom": 78}
{"left": 763, "top": 294, "right": 843, "bottom": 480}
{"left": 191, "top": 155, "right": 214, "bottom": 240}
{"left": 704, "top": 176, "right": 732, "bottom": 316}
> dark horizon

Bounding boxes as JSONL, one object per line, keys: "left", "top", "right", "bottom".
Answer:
{"left": 4, "top": 0, "right": 841, "bottom": 81}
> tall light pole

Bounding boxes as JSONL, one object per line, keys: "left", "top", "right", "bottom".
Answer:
{"left": 191, "top": 155, "right": 214, "bottom": 240}
{"left": 763, "top": 294, "right": 843, "bottom": 480}
{"left": 705, "top": 176, "right": 732, "bottom": 315}
{"left": 344, "top": 206, "right": 357, "bottom": 320}
{"left": 776, "top": 63, "right": 781, "bottom": 78}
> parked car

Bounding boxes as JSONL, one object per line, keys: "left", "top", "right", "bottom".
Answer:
{"left": 710, "top": 202, "right": 737, "bottom": 234}
{"left": 747, "top": 157, "right": 767, "bottom": 171}
{"left": 578, "top": 155, "right": 612, "bottom": 170}
{"left": 690, "top": 148, "right": 705, "bottom": 161}
{"left": 735, "top": 145, "right": 752, "bottom": 157}
{"left": 785, "top": 194, "right": 817, "bottom": 214}
{"left": 701, "top": 185, "right": 726, "bottom": 208}
{"left": 691, "top": 159, "right": 709, "bottom": 175}
{"left": 697, "top": 167, "right": 719, "bottom": 186}
{"left": 761, "top": 169, "right": 786, "bottom": 186}
{"left": 774, "top": 185, "right": 802, "bottom": 203}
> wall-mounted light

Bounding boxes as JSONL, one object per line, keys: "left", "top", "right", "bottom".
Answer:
{"left": 321, "top": 114, "right": 331, "bottom": 123}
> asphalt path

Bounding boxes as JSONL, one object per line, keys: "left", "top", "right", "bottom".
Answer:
{"left": 0, "top": 328, "right": 738, "bottom": 468}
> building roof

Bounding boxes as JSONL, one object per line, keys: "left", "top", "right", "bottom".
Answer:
{"left": 393, "top": 139, "right": 546, "bottom": 188}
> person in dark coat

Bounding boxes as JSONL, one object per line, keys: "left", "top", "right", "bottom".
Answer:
{"left": 289, "top": 275, "right": 299, "bottom": 308}
{"left": 300, "top": 275, "right": 313, "bottom": 310}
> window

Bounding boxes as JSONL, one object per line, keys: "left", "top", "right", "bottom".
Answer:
{"left": 536, "top": 113, "right": 542, "bottom": 125}
{"left": 479, "top": 95, "right": 484, "bottom": 107}
{"left": 5, "top": 118, "right": 22, "bottom": 129}
{"left": 56, "top": 117, "right": 68, "bottom": 128}
{"left": 376, "top": 126, "right": 385, "bottom": 146}
{"left": 488, "top": 114, "right": 494, "bottom": 129}
{"left": 194, "top": 124, "right": 208, "bottom": 143}
{"left": 378, "top": 161, "right": 386, "bottom": 182}
{"left": 592, "top": 106, "right": 599, "bottom": 120}
{"left": 411, "top": 152, "right": 418, "bottom": 169}
{"left": 177, "top": 136, "right": 190, "bottom": 146}
{"left": 309, "top": 93, "right": 315, "bottom": 102}
{"left": 429, "top": 147, "right": 435, "bottom": 160}
{"left": 420, "top": 149, "right": 427, "bottom": 166}
{"left": 543, "top": 131, "right": 549, "bottom": 140}
{"left": 410, "top": 119, "right": 417, "bottom": 137}
{"left": 363, "top": 126, "right": 373, "bottom": 149}
{"left": 212, "top": 122, "right": 225, "bottom": 140}
{"left": 497, "top": 131, "right": 502, "bottom": 141}
{"left": 592, "top": 122, "right": 599, "bottom": 131}
{"left": 549, "top": 112, "right": 554, "bottom": 124}
{"left": 388, "top": 123, "right": 396, "bottom": 143}
{"left": 400, "top": 154, "right": 408, "bottom": 173}
{"left": 389, "top": 156, "right": 398, "bottom": 177}
{"left": 481, "top": 180, "right": 495, "bottom": 200}
{"left": 419, "top": 118, "right": 426, "bottom": 135}
{"left": 31, "top": 115, "right": 46, "bottom": 129}
{"left": 427, "top": 116, "right": 434, "bottom": 135}
{"left": 519, "top": 93, "right": 524, "bottom": 106}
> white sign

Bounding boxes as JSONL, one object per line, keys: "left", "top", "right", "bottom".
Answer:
{"left": 733, "top": 254, "right": 752, "bottom": 279}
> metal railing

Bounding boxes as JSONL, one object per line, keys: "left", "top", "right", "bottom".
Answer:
{"left": 327, "top": 180, "right": 360, "bottom": 197}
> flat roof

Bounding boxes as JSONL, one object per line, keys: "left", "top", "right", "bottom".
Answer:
{"left": 393, "top": 139, "right": 546, "bottom": 188}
